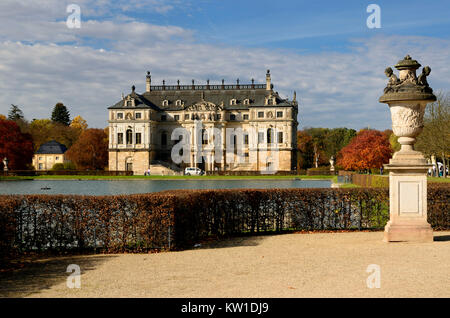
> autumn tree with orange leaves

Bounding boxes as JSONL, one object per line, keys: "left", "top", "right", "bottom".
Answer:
{"left": 65, "top": 128, "right": 108, "bottom": 170}
{"left": 337, "top": 129, "right": 392, "bottom": 172}
{"left": 0, "top": 119, "right": 34, "bottom": 170}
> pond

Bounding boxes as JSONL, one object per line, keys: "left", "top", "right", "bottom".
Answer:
{"left": 0, "top": 179, "right": 331, "bottom": 195}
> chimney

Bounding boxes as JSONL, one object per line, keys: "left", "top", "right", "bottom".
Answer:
{"left": 146, "top": 71, "right": 151, "bottom": 92}
{"left": 266, "top": 69, "right": 271, "bottom": 91}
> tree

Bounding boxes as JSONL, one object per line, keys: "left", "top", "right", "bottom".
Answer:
{"left": 337, "top": 129, "right": 392, "bottom": 172}
{"left": 66, "top": 129, "right": 108, "bottom": 170}
{"left": 304, "top": 127, "right": 329, "bottom": 167}
{"left": 8, "top": 104, "right": 24, "bottom": 121}
{"left": 51, "top": 102, "right": 70, "bottom": 126}
{"left": 0, "top": 119, "right": 34, "bottom": 170}
{"left": 388, "top": 132, "right": 401, "bottom": 152}
{"left": 0, "top": 114, "right": 6, "bottom": 120}
{"left": 416, "top": 92, "right": 450, "bottom": 177}
{"left": 323, "top": 128, "right": 357, "bottom": 159}
{"left": 296, "top": 130, "right": 315, "bottom": 170}
{"left": 28, "top": 119, "right": 80, "bottom": 151}
{"left": 70, "top": 115, "right": 88, "bottom": 131}
{"left": 28, "top": 119, "right": 54, "bottom": 151}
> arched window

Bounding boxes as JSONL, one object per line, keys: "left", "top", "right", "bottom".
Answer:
{"left": 162, "top": 100, "right": 169, "bottom": 107}
{"left": 267, "top": 128, "right": 273, "bottom": 144}
{"left": 126, "top": 129, "right": 133, "bottom": 144}
{"left": 202, "top": 129, "right": 208, "bottom": 145}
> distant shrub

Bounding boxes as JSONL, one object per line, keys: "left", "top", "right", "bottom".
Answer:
{"left": 306, "top": 167, "right": 336, "bottom": 175}
{"left": 51, "top": 163, "right": 65, "bottom": 171}
{"left": 63, "top": 162, "right": 76, "bottom": 170}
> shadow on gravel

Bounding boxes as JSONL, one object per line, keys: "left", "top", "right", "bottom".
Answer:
{"left": 434, "top": 235, "right": 450, "bottom": 242}
{"left": 0, "top": 255, "right": 116, "bottom": 298}
{"left": 189, "top": 231, "right": 300, "bottom": 250}
{"left": 195, "top": 235, "right": 268, "bottom": 250}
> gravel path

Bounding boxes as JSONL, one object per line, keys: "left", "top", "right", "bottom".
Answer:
{"left": 1, "top": 231, "right": 449, "bottom": 298}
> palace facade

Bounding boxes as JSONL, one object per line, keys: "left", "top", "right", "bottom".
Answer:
{"left": 108, "top": 70, "right": 298, "bottom": 175}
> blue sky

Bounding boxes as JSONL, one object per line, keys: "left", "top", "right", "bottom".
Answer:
{"left": 0, "top": 0, "right": 449, "bottom": 130}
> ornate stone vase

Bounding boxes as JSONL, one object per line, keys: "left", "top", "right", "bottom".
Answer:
{"left": 379, "top": 55, "right": 436, "bottom": 243}
{"left": 379, "top": 55, "right": 436, "bottom": 164}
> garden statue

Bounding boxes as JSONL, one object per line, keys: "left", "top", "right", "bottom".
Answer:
{"left": 2, "top": 157, "right": 8, "bottom": 172}
{"left": 379, "top": 55, "right": 436, "bottom": 242}
{"left": 329, "top": 156, "right": 335, "bottom": 172}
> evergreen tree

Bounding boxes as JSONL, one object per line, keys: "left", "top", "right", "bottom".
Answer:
{"left": 8, "top": 104, "right": 24, "bottom": 121}
{"left": 51, "top": 102, "right": 71, "bottom": 126}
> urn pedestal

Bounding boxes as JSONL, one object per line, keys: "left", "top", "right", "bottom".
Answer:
{"left": 379, "top": 55, "right": 436, "bottom": 243}
{"left": 383, "top": 164, "right": 433, "bottom": 242}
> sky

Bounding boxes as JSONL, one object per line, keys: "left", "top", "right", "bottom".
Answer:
{"left": 0, "top": 0, "right": 449, "bottom": 130}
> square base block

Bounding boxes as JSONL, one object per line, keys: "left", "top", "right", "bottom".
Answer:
{"left": 383, "top": 161, "right": 434, "bottom": 243}
{"left": 383, "top": 221, "right": 433, "bottom": 243}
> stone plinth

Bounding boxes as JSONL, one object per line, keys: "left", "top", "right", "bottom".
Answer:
{"left": 383, "top": 162, "right": 433, "bottom": 242}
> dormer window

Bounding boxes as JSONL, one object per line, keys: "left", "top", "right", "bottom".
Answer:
{"left": 230, "top": 99, "right": 237, "bottom": 106}
{"left": 176, "top": 100, "right": 183, "bottom": 107}
{"left": 162, "top": 100, "right": 169, "bottom": 107}
{"left": 265, "top": 96, "right": 276, "bottom": 106}
{"left": 126, "top": 100, "right": 132, "bottom": 107}
{"left": 243, "top": 99, "right": 250, "bottom": 105}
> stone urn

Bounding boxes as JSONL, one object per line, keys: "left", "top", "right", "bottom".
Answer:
{"left": 379, "top": 55, "right": 436, "bottom": 164}
{"left": 379, "top": 55, "right": 436, "bottom": 243}
{"left": 329, "top": 156, "right": 335, "bottom": 172}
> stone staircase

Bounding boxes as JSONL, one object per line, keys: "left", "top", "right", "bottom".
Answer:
{"left": 149, "top": 160, "right": 183, "bottom": 176}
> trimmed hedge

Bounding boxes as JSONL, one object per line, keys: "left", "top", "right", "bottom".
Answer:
{"left": 1, "top": 187, "right": 449, "bottom": 264}
{"left": 352, "top": 174, "right": 389, "bottom": 188}
{"left": 306, "top": 167, "right": 337, "bottom": 176}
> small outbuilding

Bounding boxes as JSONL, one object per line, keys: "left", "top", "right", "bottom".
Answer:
{"left": 32, "top": 140, "right": 69, "bottom": 170}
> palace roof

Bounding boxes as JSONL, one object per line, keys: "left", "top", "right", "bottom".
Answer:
{"left": 108, "top": 80, "right": 296, "bottom": 111}
{"left": 36, "top": 140, "right": 68, "bottom": 154}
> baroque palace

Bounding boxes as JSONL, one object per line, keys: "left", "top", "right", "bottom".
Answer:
{"left": 108, "top": 70, "right": 298, "bottom": 175}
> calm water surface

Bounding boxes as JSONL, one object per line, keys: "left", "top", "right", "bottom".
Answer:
{"left": 0, "top": 179, "right": 331, "bottom": 195}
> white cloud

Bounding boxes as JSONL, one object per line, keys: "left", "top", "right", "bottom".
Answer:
{"left": 0, "top": 1, "right": 449, "bottom": 130}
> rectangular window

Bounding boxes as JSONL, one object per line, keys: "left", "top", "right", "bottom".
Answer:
{"left": 135, "top": 112, "right": 142, "bottom": 119}
{"left": 161, "top": 115, "right": 167, "bottom": 121}
{"left": 161, "top": 134, "right": 167, "bottom": 146}
{"left": 243, "top": 114, "right": 249, "bottom": 120}
{"left": 216, "top": 114, "right": 221, "bottom": 120}
{"left": 258, "top": 111, "right": 264, "bottom": 118}
{"left": 117, "top": 112, "right": 123, "bottom": 119}
{"left": 276, "top": 111, "right": 283, "bottom": 118}
{"left": 244, "top": 134, "right": 249, "bottom": 145}
{"left": 278, "top": 131, "right": 283, "bottom": 143}
{"left": 38, "top": 163, "right": 43, "bottom": 170}
{"left": 55, "top": 157, "right": 59, "bottom": 160}
{"left": 174, "top": 115, "right": 180, "bottom": 121}
{"left": 230, "top": 114, "right": 236, "bottom": 121}
{"left": 258, "top": 132, "right": 264, "bottom": 144}
{"left": 244, "top": 152, "right": 249, "bottom": 163}
{"left": 118, "top": 133, "right": 123, "bottom": 144}
{"left": 185, "top": 114, "right": 189, "bottom": 120}
{"left": 135, "top": 133, "right": 142, "bottom": 144}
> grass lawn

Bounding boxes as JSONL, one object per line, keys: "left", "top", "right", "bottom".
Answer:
{"left": 428, "top": 177, "right": 450, "bottom": 183}
{"left": 0, "top": 174, "right": 335, "bottom": 181}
